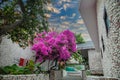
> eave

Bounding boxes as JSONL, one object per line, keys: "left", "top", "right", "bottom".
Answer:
{"left": 79, "top": 0, "right": 100, "bottom": 52}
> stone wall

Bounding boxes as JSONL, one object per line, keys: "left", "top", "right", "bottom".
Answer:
{"left": 105, "top": 0, "right": 120, "bottom": 77}
{"left": 0, "top": 74, "right": 49, "bottom": 80}
{"left": 97, "top": 0, "right": 120, "bottom": 78}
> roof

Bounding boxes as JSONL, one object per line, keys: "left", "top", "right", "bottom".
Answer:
{"left": 77, "top": 41, "right": 95, "bottom": 50}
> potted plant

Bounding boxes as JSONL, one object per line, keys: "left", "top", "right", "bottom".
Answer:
{"left": 32, "top": 30, "right": 77, "bottom": 79}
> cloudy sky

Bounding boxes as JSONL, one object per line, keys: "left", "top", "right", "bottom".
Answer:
{"left": 48, "top": 0, "right": 91, "bottom": 41}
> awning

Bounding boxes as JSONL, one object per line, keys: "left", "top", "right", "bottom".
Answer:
{"left": 79, "top": 0, "right": 100, "bottom": 52}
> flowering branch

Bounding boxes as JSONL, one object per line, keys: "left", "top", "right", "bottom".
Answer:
{"left": 32, "top": 30, "right": 77, "bottom": 70}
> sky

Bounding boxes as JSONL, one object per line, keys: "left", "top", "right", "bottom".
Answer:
{"left": 48, "top": 0, "right": 91, "bottom": 41}
{"left": 0, "top": 0, "right": 91, "bottom": 41}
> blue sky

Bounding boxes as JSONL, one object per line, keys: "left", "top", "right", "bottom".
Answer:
{"left": 0, "top": 0, "right": 91, "bottom": 41}
{"left": 48, "top": 0, "right": 91, "bottom": 41}
{"left": 49, "top": 0, "right": 80, "bottom": 23}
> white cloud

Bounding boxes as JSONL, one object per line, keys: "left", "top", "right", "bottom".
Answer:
{"left": 72, "top": 13, "right": 76, "bottom": 17}
{"left": 60, "top": 16, "right": 66, "bottom": 20}
{"left": 76, "top": 19, "right": 84, "bottom": 24}
{"left": 63, "top": 3, "right": 70, "bottom": 10}
{"left": 61, "top": 0, "right": 71, "bottom": 3}
{"left": 53, "top": 8, "right": 60, "bottom": 14}
{"left": 45, "top": 4, "right": 60, "bottom": 14}
{"left": 44, "top": 13, "right": 51, "bottom": 18}
{"left": 62, "top": 21, "right": 70, "bottom": 25}
{"left": 78, "top": 16, "right": 82, "bottom": 19}
{"left": 61, "top": 24, "right": 68, "bottom": 28}
{"left": 58, "top": 1, "right": 62, "bottom": 5}
{"left": 78, "top": 27, "right": 86, "bottom": 31}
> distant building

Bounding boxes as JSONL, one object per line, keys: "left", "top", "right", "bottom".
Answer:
{"left": 77, "top": 41, "right": 103, "bottom": 75}
{"left": 79, "top": 0, "right": 120, "bottom": 78}
{"left": 77, "top": 41, "right": 95, "bottom": 63}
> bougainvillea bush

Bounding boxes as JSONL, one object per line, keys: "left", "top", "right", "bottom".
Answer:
{"left": 32, "top": 30, "right": 77, "bottom": 69}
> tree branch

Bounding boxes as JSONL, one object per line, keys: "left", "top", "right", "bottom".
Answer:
{"left": 18, "top": 0, "right": 25, "bottom": 13}
{"left": 0, "top": 19, "right": 23, "bottom": 36}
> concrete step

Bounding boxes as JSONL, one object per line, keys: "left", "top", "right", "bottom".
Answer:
{"left": 87, "top": 76, "right": 119, "bottom": 80}
{"left": 62, "top": 76, "right": 82, "bottom": 80}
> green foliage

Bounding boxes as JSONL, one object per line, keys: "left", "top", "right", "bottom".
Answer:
{"left": 0, "top": 60, "right": 43, "bottom": 75}
{"left": 72, "top": 50, "right": 89, "bottom": 69}
{"left": 75, "top": 33, "right": 85, "bottom": 44}
{"left": 0, "top": 0, "right": 50, "bottom": 47}
{"left": 86, "top": 70, "right": 91, "bottom": 75}
{"left": 72, "top": 50, "right": 84, "bottom": 64}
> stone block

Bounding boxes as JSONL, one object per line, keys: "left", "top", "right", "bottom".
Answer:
{"left": 90, "top": 69, "right": 103, "bottom": 75}
{"left": 49, "top": 70, "right": 63, "bottom": 80}
{"left": 88, "top": 50, "right": 103, "bottom": 75}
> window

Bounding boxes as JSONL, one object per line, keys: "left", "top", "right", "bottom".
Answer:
{"left": 101, "top": 36, "right": 105, "bottom": 52}
{"left": 103, "top": 7, "right": 110, "bottom": 36}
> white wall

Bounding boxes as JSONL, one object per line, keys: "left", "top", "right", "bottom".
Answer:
{"left": 0, "top": 36, "right": 34, "bottom": 66}
{"left": 88, "top": 50, "right": 103, "bottom": 71}
{"left": 0, "top": 36, "right": 54, "bottom": 71}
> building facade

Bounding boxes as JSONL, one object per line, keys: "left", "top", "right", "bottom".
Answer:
{"left": 97, "top": 0, "right": 120, "bottom": 77}
{"left": 79, "top": 0, "right": 120, "bottom": 78}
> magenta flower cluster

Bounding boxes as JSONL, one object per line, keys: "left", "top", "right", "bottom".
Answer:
{"left": 32, "top": 30, "right": 77, "bottom": 62}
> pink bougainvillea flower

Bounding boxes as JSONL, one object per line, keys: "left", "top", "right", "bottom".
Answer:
{"left": 32, "top": 30, "right": 77, "bottom": 63}
{"left": 59, "top": 46, "right": 71, "bottom": 60}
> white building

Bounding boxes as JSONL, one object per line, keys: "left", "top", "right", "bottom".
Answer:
{"left": 79, "top": 0, "right": 120, "bottom": 78}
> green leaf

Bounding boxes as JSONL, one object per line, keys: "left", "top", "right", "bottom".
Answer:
{"left": 75, "top": 33, "right": 85, "bottom": 44}
{"left": 1, "top": 0, "right": 49, "bottom": 48}
{"left": 72, "top": 50, "right": 83, "bottom": 64}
